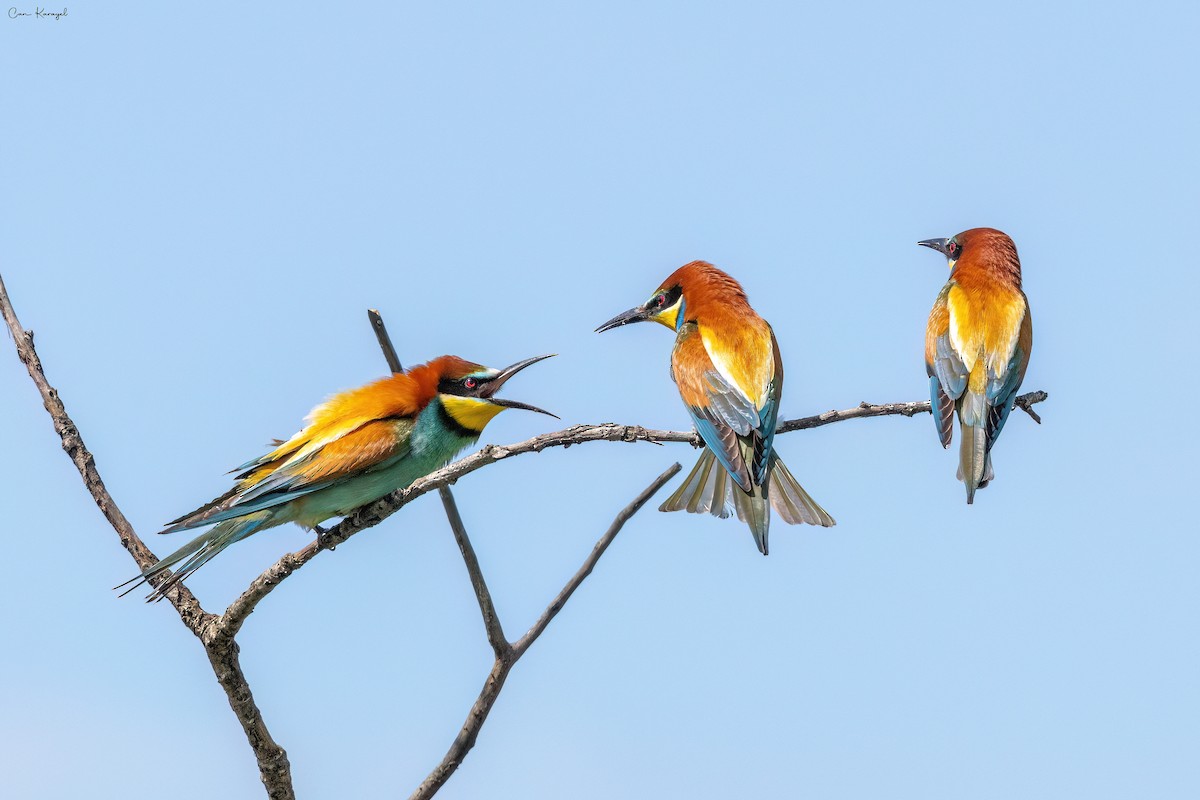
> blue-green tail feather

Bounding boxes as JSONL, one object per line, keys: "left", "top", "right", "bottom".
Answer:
{"left": 115, "top": 512, "right": 273, "bottom": 602}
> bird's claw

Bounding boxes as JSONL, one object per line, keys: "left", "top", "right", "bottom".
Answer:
{"left": 313, "top": 524, "right": 338, "bottom": 550}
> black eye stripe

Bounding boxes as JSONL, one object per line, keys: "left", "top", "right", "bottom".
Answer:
{"left": 438, "top": 376, "right": 489, "bottom": 396}
{"left": 648, "top": 284, "right": 682, "bottom": 311}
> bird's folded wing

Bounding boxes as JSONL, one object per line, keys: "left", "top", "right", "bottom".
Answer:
{"left": 163, "top": 419, "right": 413, "bottom": 533}
{"left": 984, "top": 302, "right": 1032, "bottom": 450}
{"left": 238, "top": 419, "right": 413, "bottom": 502}
{"left": 926, "top": 284, "right": 967, "bottom": 447}
{"left": 673, "top": 329, "right": 770, "bottom": 492}
{"left": 750, "top": 331, "right": 785, "bottom": 485}
{"left": 231, "top": 374, "right": 425, "bottom": 475}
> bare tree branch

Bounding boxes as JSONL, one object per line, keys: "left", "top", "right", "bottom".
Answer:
{"left": 366, "top": 311, "right": 680, "bottom": 796}
{"left": 776, "top": 389, "right": 1049, "bottom": 434}
{"left": 225, "top": 387, "right": 1049, "bottom": 622}
{"left": 369, "top": 308, "right": 405, "bottom": 374}
{"left": 439, "top": 486, "right": 510, "bottom": 657}
{"left": 408, "top": 463, "right": 682, "bottom": 800}
{"left": 374, "top": 311, "right": 672, "bottom": 798}
{"left": 366, "top": 311, "right": 512, "bottom": 654}
{"left": 512, "top": 461, "right": 682, "bottom": 658}
{"left": 1015, "top": 390, "right": 1047, "bottom": 423}
{"left": 369, "top": 311, "right": 512, "bottom": 656}
{"left": 203, "top": 641, "right": 295, "bottom": 798}
{"left": 0, "top": 273, "right": 297, "bottom": 800}
{"left": 0, "top": 274, "right": 210, "bottom": 624}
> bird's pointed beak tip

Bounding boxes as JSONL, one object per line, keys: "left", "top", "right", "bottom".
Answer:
{"left": 483, "top": 354, "right": 557, "bottom": 418}
{"left": 491, "top": 353, "right": 555, "bottom": 386}
{"left": 595, "top": 306, "right": 649, "bottom": 333}
{"left": 488, "top": 397, "right": 559, "bottom": 418}
{"left": 917, "top": 238, "right": 951, "bottom": 256}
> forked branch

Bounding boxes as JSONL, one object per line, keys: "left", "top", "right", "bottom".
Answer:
{"left": 409, "top": 463, "right": 682, "bottom": 800}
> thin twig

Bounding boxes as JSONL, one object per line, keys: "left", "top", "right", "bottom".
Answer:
{"left": 379, "top": 309, "right": 512, "bottom": 650}
{"left": 0, "top": 273, "right": 296, "bottom": 800}
{"left": 512, "top": 461, "right": 683, "bottom": 658}
{"left": 439, "top": 487, "right": 510, "bottom": 657}
{"left": 408, "top": 463, "right": 682, "bottom": 800}
{"left": 776, "top": 390, "right": 1050, "bottom": 434}
{"left": 369, "top": 308, "right": 404, "bottom": 374}
{"left": 1014, "top": 390, "right": 1047, "bottom": 423}
{"left": 368, "top": 311, "right": 510, "bottom": 655}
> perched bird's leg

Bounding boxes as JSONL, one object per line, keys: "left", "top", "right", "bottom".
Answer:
{"left": 311, "top": 523, "right": 337, "bottom": 551}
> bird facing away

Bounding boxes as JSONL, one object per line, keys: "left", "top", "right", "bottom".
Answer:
{"left": 596, "top": 261, "right": 835, "bottom": 555}
{"left": 920, "top": 228, "right": 1033, "bottom": 503}
{"left": 121, "top": 354, "right": 556, "bottom": 601}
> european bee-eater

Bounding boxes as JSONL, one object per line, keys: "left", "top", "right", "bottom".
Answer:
{"left": 920, "top": 228, "right": 1033, "bottom": 503}
{"left": 122, "top": 354, "right": 555, "bottom": 600}
{"left": 596, "top": 261, "right": 835, "bottom": 555}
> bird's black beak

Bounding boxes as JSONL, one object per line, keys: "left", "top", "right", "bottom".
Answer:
{"left": 482, "top": 354, "right": 559, "bottom": 418}
{"left": 595, "top": 305, "right": 651, "bottom": 333}
{"left": 917, "top": 238, "right": 952, "bottom": 257}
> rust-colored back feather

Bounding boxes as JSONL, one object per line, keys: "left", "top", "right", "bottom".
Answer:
{"left": 925, "top": 228, "right": 1032, "bottom": 503}
{"left": 240, "top": 354, "right": 481, "bottom": 488}
{"left": 662, "top": 261, "right": 775, "bottom": 409}
{"left": 653, "top": 260, "right": 834, "bottom": 551}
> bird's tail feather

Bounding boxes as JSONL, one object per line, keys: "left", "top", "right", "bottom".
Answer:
{"left": 114, "top": 512, "right": 271, "bottom": 602}
{"left": 661, "top": 449, "right": 770, "bottom": 552}
{"left": 767, "top": 456, "right": 836, "bottom": 528}
{"left": 660, "top": 449, "right": 736, "bottom": 518}
{"left": 957, "top": 421, "right": 990, "bottom": 504}
{"left": 729, "top": 478, "right": 771, "bottom": 555}
{"left": 660, "top": 450, "right": 835, "bottom": 556}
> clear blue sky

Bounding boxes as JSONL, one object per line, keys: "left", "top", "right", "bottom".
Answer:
{"left": 3, "top": 2, "right": 1198, "bottom": 798}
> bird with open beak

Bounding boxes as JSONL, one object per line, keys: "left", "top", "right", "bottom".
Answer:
{"left": 120, "top": 353, "right": 556, "bottom": 600}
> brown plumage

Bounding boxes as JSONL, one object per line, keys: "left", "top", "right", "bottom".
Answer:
{"left": 119, "top": 353, "right": 555, "bottom": 600}
{"left": 597, "top": 260, "right": 835, "bottom": 554}
{"left": 921, "top": 227, "right": 1033, "bottom": 503}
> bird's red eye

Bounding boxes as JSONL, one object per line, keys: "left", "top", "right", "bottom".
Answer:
{"left": 464, "top": 378, "right": 477, "bottom": 389}
{"left": 656, "top": 293, "right": 666, "bottom": 307}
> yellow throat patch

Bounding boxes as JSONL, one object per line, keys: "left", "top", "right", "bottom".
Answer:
{"left": 650, "top": 297, "right": 683, "bottom": 331}
{"left": 440, "top": 394, "right": 505, "bottom": 433}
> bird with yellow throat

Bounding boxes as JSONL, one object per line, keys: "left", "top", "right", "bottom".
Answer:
{"left": 597, "top": 261, "right": 835, "bottom": 555}
{"left": 121, "top": 353, "right": 555, "bottom": 600}
{"left": 920, "top": 228, "right": 1033, "bottom": 503}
